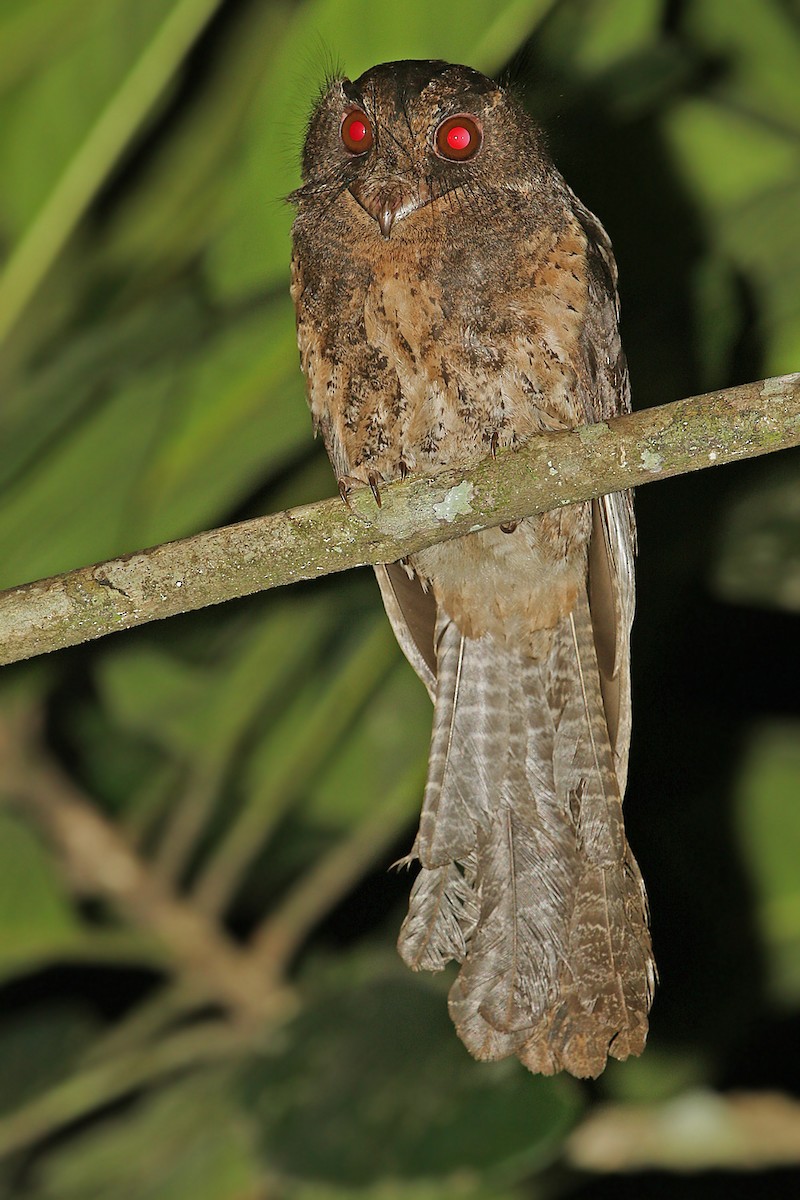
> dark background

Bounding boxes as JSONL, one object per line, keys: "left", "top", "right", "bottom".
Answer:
{"left": 0, "top": 0, "right": 798, "bottom": 1196}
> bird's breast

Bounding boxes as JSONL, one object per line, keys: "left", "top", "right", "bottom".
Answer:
{"left": 293, "top": 210, "right": 596, "bottom": 639}
{"left": 297, "top": 213, "right": 591, "bottom": 490}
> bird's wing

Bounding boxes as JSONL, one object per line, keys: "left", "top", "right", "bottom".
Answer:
{"left": 570, "top": 192, "right": 637, "bottom": 790}
{"left": 373, "top": 562, "right": 438, "bottom": 700}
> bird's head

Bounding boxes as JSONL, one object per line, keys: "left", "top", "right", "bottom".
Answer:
{"left": 291, "top": 59, "right": 549, "bottom": 240}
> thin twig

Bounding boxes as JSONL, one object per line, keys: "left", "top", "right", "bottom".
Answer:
{"left": 0, "top": 1022, "right": 253, "bottom": 1161}
{"left": 0, "top": 374, "right": 798, "bottom": 665}
{"left": 0, "top": 710, "right": 294, "bottom": 1028}
{"left": 83, "top": 981, "right": 204, "bottom": 1066}
{"left": 566, "top": 1089, "right": 800, "bottom": 1172}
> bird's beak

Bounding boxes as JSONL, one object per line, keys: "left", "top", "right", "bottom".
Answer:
{"left": 348, "top": 180, "right": 427, "bottom": 239}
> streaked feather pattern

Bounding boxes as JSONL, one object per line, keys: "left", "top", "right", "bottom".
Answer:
{"left": 397, "top": 582, "right": 653, "bottom": 1077}
{"left": 290, "top": 58, "right": 655, "bottom": 1078}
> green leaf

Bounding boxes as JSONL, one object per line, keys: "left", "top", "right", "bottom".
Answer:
{"left": 537, "top": 0, "right": 663, "bottom": 78}
{"left": 664, "top": 97, "right": 800, "bottom": 377}
{"left": 303, "top": 652, "right": 430, "bottom": 830}
{"left": 191, "top": 614, "right": 402, "bottom": 910}
{"left": 683, "top": 0, "right": 800, "bottom": 130}
{"left": 661, "top": 1, "right": 800, "bottom": 378}
{"left": 32, "top": 1073, "right": 262, "bottom": 1200}
{"left": 0, "top": 0, "right": 225, "bottom": 345}
{"left": 601, "top": 1045, "right": 709, "bottom": 1104}
{"left": 242, "top": 974, "right": 581, "bottom": 1187}
{"left": 713, "top": 456, "right": 800, "bottom": 612}
{"left": 97, "top": 598, "right": 331, "bottom": 760}
{"left": 735, "top": 721, "right": 800, "bottom": 1004}
{"left": 124, "top": 301, "right": 306, "bottom": 545}
{"left": 0, "top": 300, "right": 307, "bottom": 589}
{"left": 0, "top": 0, "right": 166, "bottom": 235}
{"left": 0, "top": 362, "right": 175, "bottom": 588}
{"left": 0, "top": 813, "right": 80, "bottom": 975}
{"left": 0, "top": 290, "right": 204, "bottom": 493}
{"left": 664, "top": 99, "right": 798, "bottom": 215}
{"left": 0, "top": 0, "right": 89, "bottom": 94}
{"left": 0, "top": 1005, "right": 98, "bottom": 1119}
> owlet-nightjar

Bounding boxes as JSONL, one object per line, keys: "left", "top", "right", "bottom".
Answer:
{"left": 290, "top": 59, "right": 655, "bottom": 1079}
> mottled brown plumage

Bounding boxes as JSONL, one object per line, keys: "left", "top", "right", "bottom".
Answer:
{"left": 290, "top": 60, "right": 655, "bottom": 1078}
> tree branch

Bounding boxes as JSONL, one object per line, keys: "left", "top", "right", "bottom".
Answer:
{"left": 0, "top": 707, "right": 295, "bottom": 1028}
{"left": 1, "top": 374, "right": 798, "bottom": 666}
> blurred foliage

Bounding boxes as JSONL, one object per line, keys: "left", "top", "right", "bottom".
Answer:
{"left": 0, "top": 0, "right": 798, "bottom": 1197}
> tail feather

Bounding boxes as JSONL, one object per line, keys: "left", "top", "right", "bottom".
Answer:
{"left": 398, "top": 855, "right": 479, "bottom": 971}
{"left": 398, "top": 587, "right": 653, "bottom": 1079}
{"left": 417, "top": 612, "right": 506, "bottom": 864}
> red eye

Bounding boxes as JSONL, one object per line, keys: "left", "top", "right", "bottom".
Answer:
{"left": 435, "top": 114, "right": 482, "bottom": 161}
{"left": 341, "top": 109, "right": 373, "bottom": 154}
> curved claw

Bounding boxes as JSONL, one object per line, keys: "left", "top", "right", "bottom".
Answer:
{"left": 500, "top": 520, "right": 519, "bottom": 534}
{"left": 338, "top": 472, "right": 384, "bottom": 509}
{"left": 338, "top": 478, "right": 354, "bottom": 509}
{"left": 367, "top": 470, "right": 383, "bottom": 508}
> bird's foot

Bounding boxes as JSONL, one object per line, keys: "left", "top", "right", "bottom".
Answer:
{"left": 337, "top": 470, "right": 385, "bottom": 508}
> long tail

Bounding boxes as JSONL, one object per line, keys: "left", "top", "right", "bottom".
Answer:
{"left": 397, "top": 590, "right": 654, "bottom": 1079}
